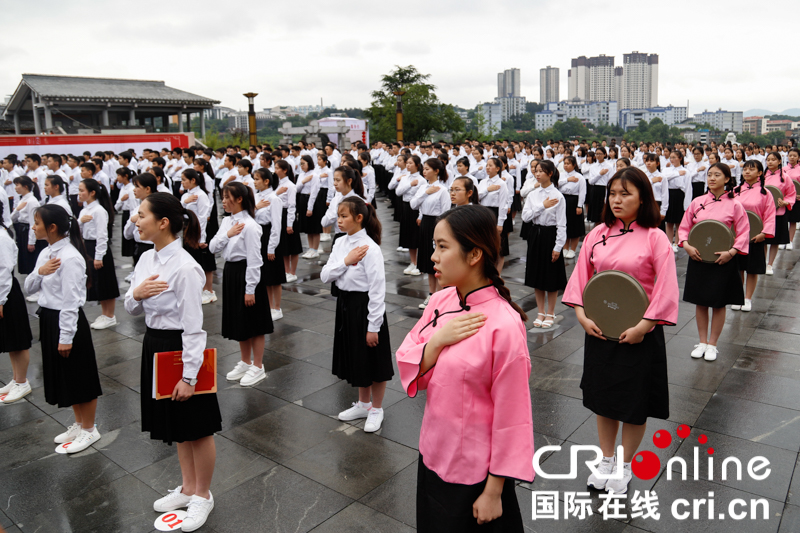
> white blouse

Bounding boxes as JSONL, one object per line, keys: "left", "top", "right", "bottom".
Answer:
{"left": 182, "top": 186, "right": 212, "bottom": 244}
{"left": 521, "top": 184, "right": 567, "bottom": 253}
{"left": 276, "top": 177, "right": 297, "bottom": 227}
{"left": 25, "top": 238, "right": 87, "bottom": 344}
{"left": 0, "top": 230, "right": 16, "bottom": 305}
{"left": 298, "top": 170, "right": 323, "bottom": 208}
{"left": 477, "top": 175, "right": 510, "bottom": 227}
{"left": 588, "top": 161, "right": 615, "bottom": 187}
{"left": 78, "top": 201, "right": 110, "bottom": 261}
{"left": 115, "top": 183, "right": 137, "bottom": 212}
{"left": 396, "top": 172, "right": 424, "bottom": 202}
{"left": 645, "top": 170, "right": 670, "bottom": 217}
{"left": 209, "top": 211, "right": 262, "bottom": 294}
{"left": 11, "top": 192, "right": 41, "bottom": 246}
{"left": 320, "top": 228, "right": 386, "bottom": 332}
{"left": 254, "top": 189, "right": 282, "bottom": 255}
{"left": 123, "top": 238, "right": 207, "bottom": 381}
{"left": 558, "top": 171, "right": 587, "bottom": 206}
{"left": 411, "top": 180, "right": 451, "bottom": 218}
{"left": 47, "top": 194, "right": 73, "bottom": 216}
{"left": 362, "top": 165, "right": 376, "bottom": 204}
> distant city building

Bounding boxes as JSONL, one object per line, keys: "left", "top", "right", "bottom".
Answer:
{"left": 620, "top": 52, "right": 658, "bottom": 109}
{"left": 494, "top": 96, "right": 526, "bottom": 122}
{"left": 619, "top": 105, "right": 687, "bottom": 130}
{"left": 766, "top": 119, "right": 793, "bottom": 132}
{"left": 228, "top": 111, "right": 278, "bottom": 130}
{"left": 588, "top": 55, "right": 615, "bottom": 102}
{"left": 568, "top": 53, "right": 659, "bottom": 110}
{"left": 539, "top": 66, "right": 559, "bottom": 104}
{"left": 535, "top": 100, "right": 618, "bottom": 130}
{"left": 743, "top": 116, "right": 766, "bottom": 135}
{"left": 289, "top": 104, "right": 337, "bottom": 116}
{"left": 692, "top": 109, "right": 743, "bottom": 133}
{"left": 614, "top": 67, "right": 624, "bottom": 108}
{"left": 204, "top": 106, "right": 236, "bottom": 120}
{"left": 568, "top": 57, "right": 589, "bottom": 101}
{"left": 478, "top": 102, "right": 502, "bottom": 135}
{"left": 497, "top": 68, "right": 521, "bottom": 98}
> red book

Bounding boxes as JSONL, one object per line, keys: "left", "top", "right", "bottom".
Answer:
{"left": 153, "top": 348, "right": 218, "bottom": 400}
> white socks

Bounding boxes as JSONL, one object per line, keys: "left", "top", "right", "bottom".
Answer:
{"left": 358, "top": 401, "right": 372, "bottom": 409}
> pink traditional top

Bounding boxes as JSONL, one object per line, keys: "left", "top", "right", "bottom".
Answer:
{"left": 395, "top": 285, "right": 534, "bottom": 485}
{"left": 784, "top": 163, "right": 800, "bottom": 198}
{"left": 678, "top": 191, "right": 751, "bottom": 255}
{"left": 765, "top": 169, "right": 796, "bottom": 216}
{"left": 563, "top": 220, "right": 679, "bottom": 326}
{"left": 734, "top": 183, "right": 776, "bottom": 239}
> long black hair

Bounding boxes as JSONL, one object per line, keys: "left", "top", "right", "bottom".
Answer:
{"left": 254, "top": 168, "right": 278, "bottom": 190}
{"left": 34, "top": 204, "right": 90, "bottom": 279}
{"left": 766, "top": 151, "right": 785, "bottom": 182}
{"left": 142, "top": 192, "right": 200, "bottom": 248}
{"left": 737, "top": 160, "right": 767, "bottom": 195}
{"left": 538, "top": 160, "right": 560, "bottom": 188}
{"left": 81, "top": 178, "right": 114, "bottom": 222}
{"left": 274, "top": 160, "right": 296, "bottom": 184}
{"left": 132, "top": 172, "right": 158, "bottom": 195}
{"left": 45, "top": 174, "right": 66, "bottom": 195}
{"left": 181, "top": 169, "right": 208, "bottom": 194}
{"left": 193, "top": 158, "right": 215, "bottom": 180}
{"left": 13, "top": 175, "right": 40, "bottom": 200}
{"left": 334, "top": 165, "right": 364, "bottom": 198}
{"left": 340, "top": 196, "right": 382, "bottom": 244}
{"left": 0, "top": 203, "right": 11, "bottom": 237}
{"left": 453, "top": 176, "right": 478, "bottom": 205}
{"left": 424, "top": 157, "right": 448, "bottom": 184}
{"left": 222, "top": 181, "right": 255, "bottom": 218}
{"left": 708, "top": 162, "right": 736, "bottom": 199}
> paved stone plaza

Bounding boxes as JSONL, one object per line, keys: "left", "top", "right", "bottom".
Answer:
{"left": 1, "top": 198, "right": 799, "bottom": 533}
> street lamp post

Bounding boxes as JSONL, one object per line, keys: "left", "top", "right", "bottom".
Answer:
{"left": 393, "top": 91, "right": 406, "bottom": 142}
{"left": 243, "top": 92, "right": 258, "bottom": 146}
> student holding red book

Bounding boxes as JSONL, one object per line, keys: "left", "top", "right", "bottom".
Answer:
{"left": 124, "top": 192, "right": 221, "bottom": 532}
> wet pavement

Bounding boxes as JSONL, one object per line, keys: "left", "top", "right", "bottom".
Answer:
{"left": 1, "top": 197, "right": 799, "bottom": 532}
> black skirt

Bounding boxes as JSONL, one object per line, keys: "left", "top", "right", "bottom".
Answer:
{"left": 295, "top": 193, "right": 309, "bottom": 234}
{"left": 511, "top": 192, "right": 522, "bottom": 213}
{"left": 207, "top": 196, "right": 220, "bottom": 242}
{"left": 581, "top": 325, "right": 669, "bottom": 425}
{"left": 399, "top": 201, "right": 420, "bottom": 249}
{"left": 120, "top": 210, "right": 135, "bottom": 257}
{"left": 737, "top": 239, "right": 767, "bottom": 274}
{"left": 84, "top": 240, "right": 120, "bottom": 302}
{"left": 140, "top": 327, "right": 222, "bottom": 445}
{"left": 13, "top": 223, "right": 46, "bottom": 275}
{"left": 0, "top": 278, "right": 33, "bottom": 353}
{"left": 788, "top": 204, "right": 800, "bottom": 223}
{"left": 259, "top": 224, "right": 287, "bottom": 286}
{"left": 524, "top": 225, "right": 567, "bottom": 292}
{"left": 486, "top": 207, "right": 510, "bottom": 257}
{"left": 278, "top": 208, "right": 303, "bottom": 256}
{"left": 390, "top": 188, "right": 402, "bottom": 222}
{"left": 587, "top": 184, "right": 606, "bottom": 223}
{"left": 417, "top": 215, "right": 438, "bottom": 275}
{"left": 416, "top": 454, "right": 523, "bottom": 533}
{"left": 683, "top": 257, "right": 744, "bottom": 308}
{"left": 520, "top": 220, "right": 532, "bottom": 241}
{"left": 221, "top": 260, "right": 273, "bottom": 341}
{"left": 332, "top": 290, "right": 393, "bottom": 387}
{"left": 133, "top": 242, "right": 155, "bottom": 266}
{"left": 691, "top": 182, "right": 706, "bottom": 200}
{"left": 39, "top": 307, "right": 102, "bottom": 408}
{"left": 184, "top": 242, "right": 217, "bottom": 272}
{"left": 665, "top": 189, "right": 685, "bottom": 224}
{"left": 304, "top": 192, "right": 327, "bottom": 234}
{"left": 764, "top": 213, "right": 790, "bottom": 245}
{"left": 564, "top": 194, "right": 585, "bottom": 239}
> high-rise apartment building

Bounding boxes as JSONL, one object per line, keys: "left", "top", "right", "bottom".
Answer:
{"left": 539, "top": 66, "right": 559, "bottom": 104}
{"left": 567, "top": 56, "right": 590, "bottom": 101}
{"left": 497, "top": 68, "right": 521, "bottom": 98}
{"left": 588, "top": 55, "right": 615, "bottom": 102}
{"left": 621, "top": 52, "right": 658, "bottom": 109}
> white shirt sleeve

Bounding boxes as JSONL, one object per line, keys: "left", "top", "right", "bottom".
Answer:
{"left": 365, "top": 246, "right": 385, "bottom": 332}
{"left": 58, "top": 256, "right": 85, "bottom": 344}
{"left": 94, "top": 208, "right": 109, "bottom": 261}
{"left": 173, "top": 263, "right": 208, "bottom": 380}
{"left": 0, "top": 236, "right": 14, "bottom": 305}
{"left": 244, "top": 223, "right": 263, "bottom": 294}
{"left": 319, "top": 238, "right": 348, "bottom": 283}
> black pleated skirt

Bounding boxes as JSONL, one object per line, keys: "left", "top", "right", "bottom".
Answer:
{"left": 85, "top": 240, "right": 120, "bottom": 302}
{"left": 665, "top": 189, "right": 685, "bottom": 224}
{"left": 332, "top": 290, "right": 393, "bottom": 387}
{"left": 278, "top": 208, "right": 303, "bottom": 256}
{"left": 587, "top": 184, "right": 606, "bottom": 223}
{"left": 140, "top": 327, "right": 222, "bottom": 445}
{"left": 691, "top": 182, "right": 706, "bottom": 200}
{"left": 511, "top": 191, "right": 522, "bottom": 213}
{"left": 304, "top": 192, "right": 326, "bottom": 234}
{"left": 259, "top": 224, "right": 287, "bottom": 286}
{"left": 564, "top": 194, "right": 585, "bottom": 238}
{"left": 416, "top": 454, "right": 524, "bottom": 533}
{"left": 133, "top": 242, "right": 154, "bottom": 266}
{"left": 399, "top": 201, "right": 420, "bottom": 249}
{"left": 0, "top": 278, "right": 33, "bottom": 353}
{"left": 13, "top": 223, "right": 46, "bottom": 275}
{"left": 764, "top": 213, "right": 790, "bottom": 245}
{"left": 221, "top": 260, "right": 273, "bottom": 341}
{"left": 390, "top": 188, "right": 402, "bottom": 222}
{"left": 295, "top": 193, "right": 309, "bottom": 234}
{"left": 39, "top": 307, "right": 102, "bottom": 408}
{"left": 120, "top": 210, "right": 135, "bottom": 257}
{"left": 417, "top": 215, "right": 438, "bottom": 275}
{"left": 520, "top": 221, "right": 532, "bottom": 241}
{"left": 207, "top": 196, "right": 220, "bottom": 242}
{"left": 683, "top": 257, "right": 744, "bottom": 308}
{"left": 486, "top": 207, "right": 510, "bottom": 257}
{"left": 737, "top": 239, "right": 767, "bottom": 274}
{"left": 788, "top": 205, "right": 800, "bottom": 223}
{"left": 581, "top": 325, "right": 669, "bottom": 425}
{"left": 524, "top": 225, "right": 567, "bottom": 292}
{"left": 185, "top": 242, "right": 217, "bottom": 272}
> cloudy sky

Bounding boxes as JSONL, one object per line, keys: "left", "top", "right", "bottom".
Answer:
{"left": 1, "top": 1, "right": 794, "bottom": 115}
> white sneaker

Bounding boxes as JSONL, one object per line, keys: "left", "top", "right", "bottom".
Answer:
{"left": 672, "top": 244, "right": 679, "bottom": 253}
{"left": 766, "top": 265, "right": 774, "bottom": 275}
{"left": 403, "top": 263, "right": 414, "bottom": 274}
{"left": 91, "top": 315, "right": 117, "bottom": 330}
{"left": 605, "top": 461, "right": 632, "bottom": 494}
{"left": 320, "top": 233, "right": 331, "bottom": 242}
{"left": 397, "top": 246, "right": 404, "bottom": 252}
{"left": 285, "top": 273, "right": 298, "bottom": 283}
{"left": 240, "top": 365, "right": 266, "bottom": 387}
{"left": 704, "top": 345, "right": 719, "bottom": 362}
{"left": 301, "top": 249, "right": 312, "bottom": 259}
{"left": 731, "top": 304, "right": 741, "bottom": 311}
{"left": 364, "top": 408, "right": 384, "bottom": 433}
{"left": 154, "top": 486, "right": 192, "bottom": 512}
{"left": 124, "top": 272, "right": 134, "bottom": 283}
{"left": 419, "top": 295, "right": 430, "bottom": 309}
{"left": 691, "top": 343, "right": 708, "bottom": 359}
{"left": 54, "top": 422, "right": 83, "bottom": 444}
{"left": 226, "top": 361, "right": 251, "bottom": 381}
{"left": 304, "top": 249, "right": 320, "bottom": 259}
{"left": 65, "top": 427, "right": 101, "bottom": 454}
{"left": 0, "top": 379, "right": 17, "bottom": 395}
{"left": 181, "top": 493, "right": 214, "bottom": 532}
{"left": 779, "top": 244, "right": 786, "bottom": 250}
{"left": 407, "top": 266, "right": 421, "bottom": 276}
{"left": 787, "top": 242, "right": 794, "bottom": 250}
{"left": 201, "top": 290, "right": 217, "bottom": 304}
{"left": 742, "top": 299, "right": 752, "bottom": 312}
{"left": 338, "top": 401, "right": 372, "bottom": 421}
{"left": 25, "top": 292, "right": 40, "bottom": 302}
{"left": 587, "top": 455, "right": 616, "bottom": 490}
{"left": 271, "top": 308, "right": 283, "bottom": 321}
{"left": 2, "top": 381, "right": 31, "bottom": 403}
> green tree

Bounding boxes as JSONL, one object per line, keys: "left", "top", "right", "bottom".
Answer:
{"left": 365, "top": 65, "right": 465, "bottom": 142}
{"left": 525, "top": 102, "right": 545, "bottom": 115}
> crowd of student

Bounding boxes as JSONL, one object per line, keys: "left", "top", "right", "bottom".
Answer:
{"left": 0, "top": 133, "right": 797, "bottom": 531}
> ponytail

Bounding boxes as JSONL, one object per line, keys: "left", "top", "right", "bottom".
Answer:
{"left": 181, "top": 168, "right": 208, "bottom": 194}
{"left": 182, "top": 208, "right": 201, "bottom": 248}
{"left": 335, "top": 165, "right": 364, "bottom": 198}
{"left": 13, "top": 176, "right": 40, "bottom": 200}
{"left": 0, "top": 203, "right": 11, "bottom": 237}
{"left": 340, "top": 196, "right": 382, "bottom": 244}
{"left": 143, "top": 192, "right": 200, "bottom": 249}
